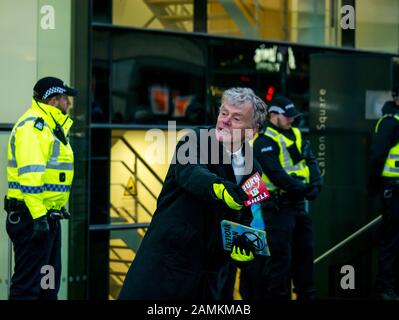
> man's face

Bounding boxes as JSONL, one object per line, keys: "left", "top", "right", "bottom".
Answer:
{"left": 274, "top": 113, "right": 295, "bottom": 130}
{"left": 51, "top": 94, "right": 71, "bottom": 113}
{"left": 215, "top": 102, "right": 256, "bottom": 147}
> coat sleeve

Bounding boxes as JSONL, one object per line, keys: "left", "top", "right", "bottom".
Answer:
{"left": 253, "top": 134, "right": 309, "bottom": 195}
{"left": 173, "top": 131, "right": 222, "bottom": 201}
{"left": 302, "top": 140, "right": 322, "bottom": 186}
{"left": 14, "top": 122, "right": 51, "bottom": 219}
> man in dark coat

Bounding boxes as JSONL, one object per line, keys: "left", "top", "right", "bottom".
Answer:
{"left": 118, "top": 87, "right": 267, "bottom": 299}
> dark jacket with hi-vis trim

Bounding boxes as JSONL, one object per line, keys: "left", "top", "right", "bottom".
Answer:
{"left": 253, "top": 122, "right": 321, "bottom": 198}
{"left": 368, "top": 101, "right": 399, "bottom": 193}
{"left": 7, "top": 99, "right": 74, "bottom": 219}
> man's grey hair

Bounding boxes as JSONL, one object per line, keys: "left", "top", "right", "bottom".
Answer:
{"left": 221, "top": 87, "right": 267, "bottom": 128}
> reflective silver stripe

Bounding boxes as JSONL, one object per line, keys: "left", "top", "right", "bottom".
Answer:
{"left": 18, "top": 165, "right": 46, "bottom": 175}
{"left": 47, "top": 139, "right": 60, "bottom": 168}
{"left": 52, "top": 139, "right": 60, "bottom": 159}
{"left": 265, "top": 128, "right": 278, "bottom": 138}
{"left": 8, "top": 160, "right": 17, "bottom": 168}
{"left": 383, "top": 166, "right": 399, "bottom": 173}
{"left": 16, "top": 117, "right": 38, "bottom": 128}
{"left": 268, "top": 106, "right": 285, "bottom": 114}
{"left": 286, "top": 165, "right": 300, "bottom": 171}
{"left": 279, "top": 137, "right": 291, "bottom": 168}
{"left": 388, "top": 154, "right": 399, "bottom": 160}
{"left": 10, "top": 135, "right": 16, "bottom": 167}
{"left": 265, "top": 183, "right": 276, "bottom": 190}
{"left": 8, "top": 117, "right": 50, "bottom": 168}
{"left": 46, "top": 162, "right": 73, "bottom": 170}
{"left": 285, "top": 162, "right": 306, "bottom": 172}
{"left": 266, "top": 128, "right": 295, "bottom": 169}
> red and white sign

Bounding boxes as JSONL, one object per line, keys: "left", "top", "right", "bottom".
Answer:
{"left": 241, "top": 172, "right": 270, "bottom": 207}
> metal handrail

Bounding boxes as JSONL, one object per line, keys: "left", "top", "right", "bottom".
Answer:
{"left": 89, "top": 223, "right": 150, "bottom": 231}
{"left": 109, "top": 204, "right": 149, "bottom": 237}
{"left": 118, "top": 136, "right": 164, "bottom": 184}
{"left": 110, "top": 183, "right": 154, "bottom": 218}
{"left": 136, "top": 199, "right": 154, "bottom": 217}
{"left": 314, "top": 215, "right": 382, "bottom": 264}
{"left": 112, "top": 160, "right": 159, "bottom": 201}
{"left": 110, "top": 203, "right": 135, "bottom": 222}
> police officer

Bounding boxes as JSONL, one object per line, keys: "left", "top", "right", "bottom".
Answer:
{"left": 368, "top": 85, "right": 399, "bottom": 300}
{"left": 251, "top": 96, "right": 322, "bottom": 300}
{"left": 4, "top": 77, "right": 77, "bottom": 300}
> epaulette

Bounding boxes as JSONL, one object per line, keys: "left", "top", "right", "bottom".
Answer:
{"left": 33, "top": 117, "right": 44, "bottom": 131}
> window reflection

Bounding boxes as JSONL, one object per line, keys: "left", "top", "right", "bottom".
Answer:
{"left": 92, "top": 30, "right": 207, "bottom": 125}
{"left": 93, "top": 0, "right": 194, "bottom": 32}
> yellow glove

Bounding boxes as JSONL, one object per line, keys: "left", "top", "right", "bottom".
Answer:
{"left": 230, "top": 234, "right": 255, "bottom": 268}
{"left": 213, "top": 181, "right": 248, "bottom": 211}
{"left": 230, "top": 245, "right": 254, "bottom": 262}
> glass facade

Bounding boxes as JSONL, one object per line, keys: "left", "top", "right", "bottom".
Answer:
{"left": 92, "top": 28, "right": 207, "bottom": 125}
{"left": 89, "top": 21, "right": 399, "bottom": 298}
{"left": 93, "top": 0, "right": 399, "bottom": 53}
{"left": 356, "top": 0, "right": 399, "bottom": 52}
{"left": 1, "top": 0, "right": 399, "bottom": 301}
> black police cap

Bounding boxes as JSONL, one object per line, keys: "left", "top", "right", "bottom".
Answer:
{"left": 33, "top": 76, "right": 78, "bottom": 100}
{"left": 268, "top": 96, "right": 302, "bottom": 118}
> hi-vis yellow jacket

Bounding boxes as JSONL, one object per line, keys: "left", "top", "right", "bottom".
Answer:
{"left": 375, "top": 114, "right": 399, "bottom": 178}
{"left": 7, "top": 99, "right": 74, "bottom": 219}
{"left": 261, "top": 126, "right": 310, "bottom": 191}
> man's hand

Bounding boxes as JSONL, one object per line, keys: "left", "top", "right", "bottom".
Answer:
{"left": 32, "top": 215, "right": 49, "bottom": 240}
{"left": 213, "top": 181, "right": 248, "bottom": 210}
{"left": 230, "top": 234, "right": 255, "bottom": 268}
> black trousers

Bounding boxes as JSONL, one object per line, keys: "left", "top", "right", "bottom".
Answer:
{"left": 376, "top": 186, "right": 399, "bottom": 293}
{"left": 5, "top": 204, "right": 61, "bottom": 300}
{"left": 240, "top": 197, "right": 315, "bottom": 300}
{"left": 203, "top": 262, "right": 237, "bottom": 300}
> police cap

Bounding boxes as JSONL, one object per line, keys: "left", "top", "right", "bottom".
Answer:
{"left": 33, "top": 76, "right": 78, "bottom": 100}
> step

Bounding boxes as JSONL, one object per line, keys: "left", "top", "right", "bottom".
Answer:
{"left": 158, "top": 13, "right": 229, "bottom": 22}
{"left": 146, "top": 0, "right": 217, "bottom": 5}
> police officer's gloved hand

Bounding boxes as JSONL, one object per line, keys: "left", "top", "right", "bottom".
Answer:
{"left": 302, "top": 140, "right": 312, "bottom": 160}
{"left": 61, "top": 207, "right": 71, "bottom": 219}
{"left": 32, "top": 215, "right": 50, "bottom": 240}
{"left": 230, "top": 234, "right": 255, "bottom": 269}
{"left": 213, "top": 180, "right": 248, "bottom": 210}
{"left": 304, "top": 184, "right": 320, "bottom": 201}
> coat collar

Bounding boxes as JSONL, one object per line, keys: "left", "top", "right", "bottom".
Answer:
{"left": 31, "top": 99, "right": 73, "bottom": 134}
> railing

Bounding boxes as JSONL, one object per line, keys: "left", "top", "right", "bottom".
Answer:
{"left": 110, "top": 182, "right": 154, "bottom": 222}
{"left": 314, "top": 215, "right": 382, "bottom": 264}
{"left": 143, "top": 0, "right": 257, "bottom": 36}
{"left": 89, "top": 222, "right": 150, "bottom": 231}
{"left": 119, "top": 160, "right": 159, "bottom": 200}
{"left": 110, "top": 135, "right": 163, "bottom": 229}
{"left": 118, "top": 136, "right": 163, "bottom": 184}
